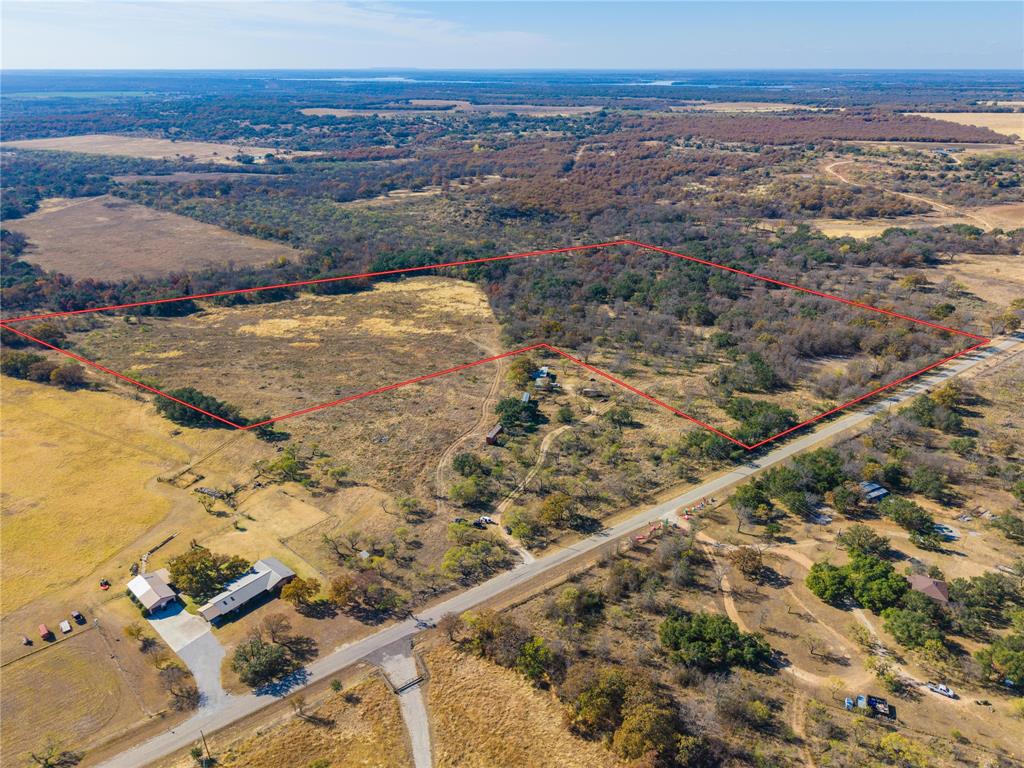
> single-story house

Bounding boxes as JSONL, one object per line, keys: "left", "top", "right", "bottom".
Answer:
{"left": 127, "top": 568, "right": 177, "bottom": 613}
{"left": 858, "top": 481, "right": 890, "bottom": 503}
{"left": 198, "top": 557, "right": 295, "bottom": 622}
{"left": 907, "top": 574, "right": 950, "bottom": 605}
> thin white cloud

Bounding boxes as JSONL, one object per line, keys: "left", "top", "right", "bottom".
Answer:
{"left": 1, "top": 1, "right": 551, "bottom": 68}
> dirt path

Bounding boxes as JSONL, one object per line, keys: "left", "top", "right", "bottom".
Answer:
{"left": 432, "top": 337, "right": 507, "bottom": 519}
{"left": 495, "top": 413, "right": 603, "bottom": 519}
{"left": 492, "top": 410, "right": 606, "bottom": 560}
{"left": 823, "top": 159, "right": 993, "bottom": 229}
{"left": 789, "top": 693, "right": 818, "bottom": 768}
{"left": 699, "top": 534, "right": 868, "bottom": 691}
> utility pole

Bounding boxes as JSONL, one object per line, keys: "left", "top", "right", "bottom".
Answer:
{"left": 200, "top": 730, "right": 211, "bottom": 764}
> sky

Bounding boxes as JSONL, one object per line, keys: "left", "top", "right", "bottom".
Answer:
{"left": 2, "top": 1, "right": 1021, "bottom": 71}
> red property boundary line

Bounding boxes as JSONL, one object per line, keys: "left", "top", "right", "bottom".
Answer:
{"left": 0, "top": 240, "right": 990, "bottom": 450}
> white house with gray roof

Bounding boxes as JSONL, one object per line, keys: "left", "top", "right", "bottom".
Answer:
{"left": 127, "top": 568, "right": 177, "bottom": 613}
{"left": 198, "top": 557, "right": 295, "bottom": 622}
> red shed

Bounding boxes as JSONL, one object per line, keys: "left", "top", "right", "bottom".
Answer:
{"left": 39, "top": 624, "right": 54, "bottom": 640}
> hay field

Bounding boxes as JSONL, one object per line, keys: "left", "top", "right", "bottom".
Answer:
{"left": 0, "top": 377, "right": 273, "bottom": 616}
{"left": 72, "top": 276, "right": 503, "bottom": 492}
{"left": 968, "top": 201, "right": 1024, "bottom": 230}
{"left": 810, "top": 212, "right": 975, "bottom": 238}
{"left": 0, "top": 378, "right": 187, "bottom": 613}
{"left": 425, "top": 644, "right": 623, "bottom": 768}
{"left": 3, "top": 133, "right": 300, "bottom": 162}
{"left": 0, "top": 629, "right": 148, "bottom": 761}
{"left": 912, "top": 112, "right": 1024, "bottom": 140}
{"left": 12, "top": 195, "right": 301, "bottom": 280}
{"left": 156, "top": 678, "right": 411, "bottom": 768}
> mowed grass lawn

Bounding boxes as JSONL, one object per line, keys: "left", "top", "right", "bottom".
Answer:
{"left": 0, "top": 379, "right": 194, "bottom": 613}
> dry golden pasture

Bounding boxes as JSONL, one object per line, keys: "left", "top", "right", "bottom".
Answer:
{"left": 13, "top": 195, "right": 301, "bottom": 280}
{"left": 3, "top": 133, "right": 304, "bottom": 162}
{"left": 931, "top": 253, "right": 1024, "bottom": 307}
{"left": 425, "top": 644, "right": 623, "bottom": 768}
{"left": 0, "top": 377, "right": 199, "bottom": 613}
{"left": 912, "top": 112, "right": 1024, "bottom": 140}
{"left": 0, "top": 629, "right": 150, "bottom": 762}
{"left": 155, "top": 677, "right": 411, "bottom": 768}
{"left": 72, "top": 276, "right": 504, "bottom": 493}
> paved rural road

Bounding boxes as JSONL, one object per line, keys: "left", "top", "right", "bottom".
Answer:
{"left": 96, "top": 333, "right": 1023, "bottom": 768}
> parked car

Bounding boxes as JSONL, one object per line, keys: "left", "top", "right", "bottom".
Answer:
{"left": 926, "top": 682, "right": 957, "bottom": 699}
{"left": 71, "top": 611, "right": 85, "bottom": 624}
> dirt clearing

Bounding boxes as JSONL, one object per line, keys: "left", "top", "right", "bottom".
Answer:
{"left": 11, "top": 195, "right": 301, "bottom": 280}
{"left": 809, "top": 201, "right": 1023, "bottom": 238}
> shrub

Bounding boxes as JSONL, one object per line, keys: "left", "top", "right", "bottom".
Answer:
{"left": 806, "top": 562, "right": 851, "bottom": 605}
{"left": 659, "top": 611, "right": 771, "bottom": 671}
{"left": 231, "top": 633, "right": 294, "bottom": 687}
{"left": 836, "top": 524, "right": 890, "bottom": 558}
{"left": 154, "top": 386, "right": 244, "bottom": 428}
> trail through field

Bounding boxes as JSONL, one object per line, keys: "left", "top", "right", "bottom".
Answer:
{"left": 789, "top": 693, "right": 818, "bottom": 768}
{"left": 700, "top": 533, "right": 867, "bottom": 691}
{"left": 492, "top": 409, "right": 605, "bottom": 562}
{"left": 823, "top": 160, "right": 994, "bottom": 229}
{"left": 433, "top": 337, "right": 507, "bottom": 520}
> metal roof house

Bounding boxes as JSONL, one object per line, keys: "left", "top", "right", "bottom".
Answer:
{"left": 858, "top": 481, "right": 890, "bottom": 502}
{"left": 126, "top": 568, "right": 177, "bottom": 613}
{"left": 198, "top": 557, "right": 295, "bottom": 622}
